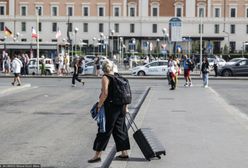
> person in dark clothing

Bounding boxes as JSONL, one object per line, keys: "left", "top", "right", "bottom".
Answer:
{"left": 201, "top": 56, "right": 209, "bottom": 88}
{"left": 88, "top": 60, "right": 130, "bottom": 163}
{"left": 71, "top": 57, "right": 84, "bottom": 87}
{"left": 94, "top": 54, "right": 101, "bottom": 76}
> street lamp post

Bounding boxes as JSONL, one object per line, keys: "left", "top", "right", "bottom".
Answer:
{"left": 111, "top": 30, "right": 115, "bottom": 59}
{"left": 162, "top": 28, "right": 168, "bottom": 59}
{"left": 120, "top": 37, "right": 123, "bottom": 64}
{"left": 92, "top": 37, "right": 96, "bottom": 56}
{"left": 200, "top": 10, "right": 203, "bottom": 71}
{"left": 156, "top": 39, "right": 160, "bottom": 58}
{"left": 73, "top": 27, "right": 78, "bottom": 58}
{"left": 36, "top": 6, "right": 40, "bottom": 75}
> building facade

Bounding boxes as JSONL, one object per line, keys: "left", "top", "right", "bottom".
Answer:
{"left": 0, "top": 0, "right": 248, "bottom": 56}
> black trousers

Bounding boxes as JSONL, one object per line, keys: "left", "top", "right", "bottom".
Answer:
{"left": 93, "top": 102, "right": 130, "bottom": 152}
{"left": 72, "top": 73, "right": 81, "bottom": 84}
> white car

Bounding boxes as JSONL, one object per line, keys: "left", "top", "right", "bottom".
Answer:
{"left": 84, "top": 60, "right": 118, "bottom": 75}
{"left": 28, "top": 58, "right": 56, "bottom": 75}
{"left": 131, "top": 60, "right": 168, "bottom": 76}
{"left": 84, "top": 55, "right": 107, "bottom": 63}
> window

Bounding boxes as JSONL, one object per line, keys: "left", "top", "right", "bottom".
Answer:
{"left": 176, "top": 7, "right": 182, "bottom": 17}
{"left": 214, "top": 24, "right": 219, "bottom": 34}
{"left": 152, "top": 24, "right": 157, "bottom": 33}
{"left": 68, "top": 6, "right": 73, "bottom": 16}
{"left": 114, "top": 7, "right": 120, "bottom": 17}
{"left": 21, "top": 22, "right": 26, "bottom": 32}
{"left": 0, "top": 22, "right": 4, "bottom": 31}
{"left": 230, "top": 41, "right": 236, "bottom": 53}
{"left": 99, "top": 7, "right": 104, "bottom": 16}
{"left": 230, "top": 8, "right": 236, "bottom": 17}
{"left": 21, "top": 6, "right": 27, "bottom": 16}
{"left": 114, "top": 23, "right": 119, "bottom": 33}
{"left": 83, "top": 7, "right": 89, "bottom": 16}
{"left": 99, "top": 23, "right": 104, "bottom": 32}
{"left": 52, "top": 23, "right": 57, "bottom": 32}
{"left": 52, "top": 39, "right": 58, "bottom": 42}
{"left": 246, "top": 8, "right": 248, "bottom": 17}
{"left": 130, "top": 24, "right": 135, "bottom": 33}
{"left": 130, "top": 7, "right": 135, "bottom": 17}
{"left": 152, "top": 7, "right": 158, "bottom": 16}
{"left": 21, "top": 38, "right": 27, "bottom": 42}
{"left": 39, "top": 22, "right": 42, "bottom": 32}
{"left": 199, "top": 7, "right": 205, "bottom": 17}
{"left": 83, "top": 23, "right": 88, "bottom": 32}
{"left": 214, "top": 8, "right": 220, "bottom": 17}
{"left": 0, "top": 6, "right": 5, "bottom": 15}
{"left": 246, "top": 25, "right": 248, "bottom": 34}
{"left": 199, "top": 24, "right": 204, "bottom": 33}
{"left": 230, "top": 24, "right": 235, "bottom": 34}
{"left": 51, "top": 6, "right": 58, "bottom": 16}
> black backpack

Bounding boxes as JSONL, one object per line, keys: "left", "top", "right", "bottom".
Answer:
{"left": 105, "top": 73, "right": 132, "bottom": 105}
{"left": 188, "top": 60, "right": 195, "bottom": 71}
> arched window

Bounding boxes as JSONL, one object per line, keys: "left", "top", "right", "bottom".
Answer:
{"left": 197, "top": 2, "right": 206, "bottom": 17}
{"left": 150, "top": 2, "right": 160, "bottom": 17}
{"left": 128, "top": 2, "right": 137, "bottom": 17}
{"left": 174, "top": 2, "right": 184, "bottom": 17}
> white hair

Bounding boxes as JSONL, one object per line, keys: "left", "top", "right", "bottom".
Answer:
{"left": 102, "top": 59, "right": 114, "bottom": 73}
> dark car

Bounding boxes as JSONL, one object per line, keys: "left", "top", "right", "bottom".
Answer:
{"left": 218, "top": 58, "right": 248, "bottom": 76}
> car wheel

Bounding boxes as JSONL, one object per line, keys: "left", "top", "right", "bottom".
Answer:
{"left": 138, "top": 71, "right": 145, "bottom": 76}
{"left": 222, "top": 69, "right": 232, "bottom": 77}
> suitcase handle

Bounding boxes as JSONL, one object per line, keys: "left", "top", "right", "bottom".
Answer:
{"left": 126, "top": 112, "right": 139, "bottom": 132}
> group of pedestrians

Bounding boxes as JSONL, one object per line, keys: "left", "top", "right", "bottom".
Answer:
{"left": 168, "top": 54, "right": 210, "bottom": 89}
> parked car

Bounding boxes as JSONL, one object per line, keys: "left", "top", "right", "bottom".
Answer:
{"left": 28, "top": 58, "right": 56, "bottom": 75}
{"left": 218, "top": 58, "right": 248, "bottom": 76}
{"left": 131, "top": 60, "right": 168, "bottom": 76}
{"left": 225, "top": 57, "right": 247, "bottom": 65}
{"left": 196, "top": 57, "right": 226, "bottom": 70}
{"left": 84, "top": 60, "right": 118, "bottom": 75}
{"left": 84, "top": 55, "right": 107, "bottom": 63}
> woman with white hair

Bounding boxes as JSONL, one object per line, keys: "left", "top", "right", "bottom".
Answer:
{"left": 88, "top": 59, "right": 130, "bottom": 163}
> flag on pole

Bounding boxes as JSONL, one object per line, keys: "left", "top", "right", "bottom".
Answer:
{"left": 4, "top": 26, "right": 13, "bottom": 36}
{"left": 55, "top": 28, "right": 61, "bottom": 39}
{"left": 31, "top": 27, "right": 38, "bottom": 38}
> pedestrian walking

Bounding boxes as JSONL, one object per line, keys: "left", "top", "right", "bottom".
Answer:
{"left": 168, "top": 56, "right": 177, "bottom": 90}
{"left": 11, "top": 55, "right": 23, "bottom": 86}
{"left": 3, "top": 53, "right": 11, "bottom": 74}
{"left": 213, "top": 58, "right": 218, "bottom": 77}
{"left": 94, "top": 54, "right": 101, "bottom": 76}
{"left": 88, "top": 60, "right": 130, "bottom": 163}
{"left": 71, "top": 57, "right": 85, "bottom": 87}
{"left": 182, "top": 55, "right": 193, "bottom": 87}
{"left": 201, "top": 56, "right": 210, "bottom": 88}
{"left": 64, "top": 53, "right": 70, "bottom": 75}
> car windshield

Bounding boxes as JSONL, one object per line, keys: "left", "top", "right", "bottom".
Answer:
{"left": 229, "top": 58, "right": 241, "bottom": 62}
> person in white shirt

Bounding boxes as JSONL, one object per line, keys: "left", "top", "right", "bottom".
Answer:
{"left": 11, "top": 55, "right": 23, "bottom": 86}
{"left": 168, "top": 56, "right": 178, "bottom": 90}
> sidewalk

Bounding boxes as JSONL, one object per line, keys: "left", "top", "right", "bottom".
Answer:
{"left": 111, "top": 85, "right": 248, "bottom": 168}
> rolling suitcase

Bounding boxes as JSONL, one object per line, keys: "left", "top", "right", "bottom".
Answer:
{"left": 126, "top": 113, "right": 166, "bottom": 161}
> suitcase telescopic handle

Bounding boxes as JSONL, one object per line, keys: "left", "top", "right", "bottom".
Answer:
{"left": 126, "top": 112, "right": 139, "bottom": 132}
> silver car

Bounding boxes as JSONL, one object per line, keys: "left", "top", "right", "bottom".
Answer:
{"left": 218, "top": 58, "right": 248, "bottom": 76}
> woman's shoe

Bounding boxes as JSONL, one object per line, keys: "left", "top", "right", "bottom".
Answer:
{"left": 88, "top": 157, "right": 101, "bottom": 163}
